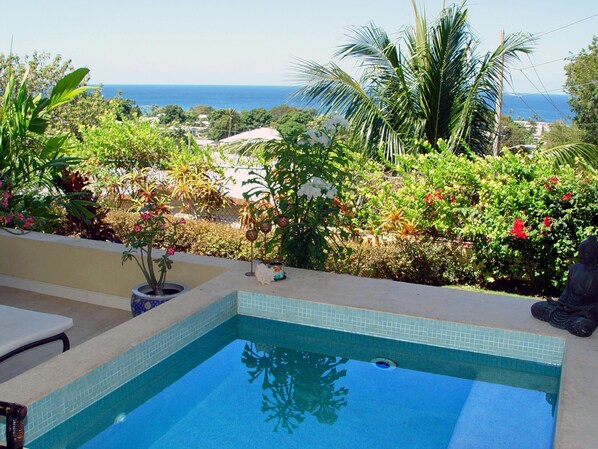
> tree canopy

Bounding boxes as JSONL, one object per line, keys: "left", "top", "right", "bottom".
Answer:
{"left": 292, "top": 1, "right": 533, "bottom": 161}
{"left": 564, "top": 36, "right": 598, "bottom": 145}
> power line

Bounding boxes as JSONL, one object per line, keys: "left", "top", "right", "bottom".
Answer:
{"left": 515, "top": 57, "right": 567, "bottom": 71}
{"left": 506, "top": 80, "right": 598, "bottom": 94}
{"left": 525, "top": 55, "right": 570, "bottom": 117}
{"left": 536, "top": 12, "right": 598, "bottom": 37}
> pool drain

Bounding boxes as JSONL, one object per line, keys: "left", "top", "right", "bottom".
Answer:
{"left": 370, "top": 357, "right": 397, "bottom": 370}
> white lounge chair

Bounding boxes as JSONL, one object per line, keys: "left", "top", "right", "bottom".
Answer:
{"left": 0, "top": 304, "right": 73, "bottom": 364}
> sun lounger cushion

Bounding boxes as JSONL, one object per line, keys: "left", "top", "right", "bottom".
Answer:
{"left": 0, "top": 304, "right": 73, "bottom": 360}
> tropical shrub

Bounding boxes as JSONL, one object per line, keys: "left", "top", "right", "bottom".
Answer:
{"left": 166, "top": 147, "right": 229, "bottom": 219}
{"left": 53, "top": 169, "right": 118, "bottom": 242}
{"left": 106, "top": 209, "right": 251, "bottom": 260}
{"left": 329, "top": 237, "right": 477, "bottom": 286}
{"left": 241, "top": 117, "right": 355, "bottom": 270}
{"left": 350, "top": 149, "right": 597, "bottom": 295}
{"left": 75, "top": 114, "right": 180, "bottom": 169}
{"left": 0, "top": 66, "right": 91, "bottom": 231}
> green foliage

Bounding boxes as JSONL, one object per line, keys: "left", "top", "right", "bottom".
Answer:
{"left": 166, "top": 147, "right": 229, "bottom": 219}
{"left": 75, "top": 114, "right": 181, "bottom": 169}
{"left": 121, "top": 201, "right": 185, "bottom": 295}
{"left": 158, "top": 104, "right": 187, "bottom": 125}
{"left": 207, "top": 108, "right": 240, "bottom": 140}
{"left": 498, "top": 115, "right": 534, "bottom": 150}
{"left": 186, "top": 104, "right": 214, "bottom": 119}
{"left": 293, "top": 3, "right": 533, "bottom": 160}
{"left": 274, "top": 108, "right": 317, "bottom": 140}
{"left": 330, "top": 238, "right": 477, "bottom": 286}
{"left": 0, "top": 66, "right": 91, "bottom": 230}
{"left": 350, "top": 149, "right": 597, "bottom": 295}
{"left": 0, "top": 52, "right": 119, "bottom": 139}
{"left": 241, "top": 118, "right": 355, "bottom": 270}
{"left": 540, "top": 121, "right": 586, "bottom": 148}
{"left": 107, "top": 209, "right": 251, "bottom": 260}
{"left": 239, "top": 107, "right": 272, "bottom": 132}
{"left": 564, "top": 36, "right": 598, "bottom": 145}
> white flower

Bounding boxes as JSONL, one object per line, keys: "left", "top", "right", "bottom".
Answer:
{"left": 255, "top": 263, "right": 275, "bottom": 285}
{"left": 304, "top": 129, "right": 330, "bottom": 146}
{"left": 325, "top": 185, "right": 338, "bottom": 199}
{"left": 324, "top": 115, "right": 349, "bottom": 131}
{"left": 298, "top": 177, "right": 337, "bottom": 200}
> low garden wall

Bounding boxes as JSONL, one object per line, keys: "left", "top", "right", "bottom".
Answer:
{"left": 0, "top": 232, "right": 229, "bottom": 309}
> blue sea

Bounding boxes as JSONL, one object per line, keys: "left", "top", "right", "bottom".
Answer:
{"left": 97, "top": 84, "right": 572, "bottom": 123}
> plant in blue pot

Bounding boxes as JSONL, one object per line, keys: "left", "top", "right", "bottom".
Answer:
{"left": 122, "top": 199, "right": 186, "bottom": 316}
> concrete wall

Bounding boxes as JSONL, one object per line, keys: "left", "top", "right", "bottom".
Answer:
{"left": 0, "top": 231, "right": 230, "bottom": 309}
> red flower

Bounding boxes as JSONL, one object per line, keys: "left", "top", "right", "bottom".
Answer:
{"left": 543, "top": 216, "right": 553, "bottom": 228}
{"left": 166, "top": 247, "right": 176, "bottom": 256}
{"left": 509, "top": 218, "right": 527, "bottom": 239}
{"left": 550, "top": 177, "right": 559, "bottom": 184}
{"left": 140, "top": 212, "right": 152, "bottom": 221}
{"left": 561, "top": 192, "right": 572, "bottom": 202}
{"left": 23, "top": 217, "right": 35, "bottom": 229}
{"left": 133, "top": 224, "right": 142, "bottom": 233}
{"left": 425, "top": 189, "right": 444, "bottom": 205}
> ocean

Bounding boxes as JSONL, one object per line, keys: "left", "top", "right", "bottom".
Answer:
{"left": 97, "top": 84, "right": 572, "bottom": 123}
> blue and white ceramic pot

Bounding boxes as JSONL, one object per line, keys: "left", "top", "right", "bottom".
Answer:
{"left": 130, "top": 282, "right": 187, "bottom": 317}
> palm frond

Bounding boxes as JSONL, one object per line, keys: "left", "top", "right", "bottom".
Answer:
{"left": 537, "top": 143, "right": 598, "bottom": 170}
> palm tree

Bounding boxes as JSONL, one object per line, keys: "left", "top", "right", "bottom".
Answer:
{"left": 292, "top": 1, "right": 534, "bottom": 161}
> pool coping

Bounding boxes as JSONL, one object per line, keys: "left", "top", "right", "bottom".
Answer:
{"left": 0, "top": 258, "right": 595, "bottom": 449}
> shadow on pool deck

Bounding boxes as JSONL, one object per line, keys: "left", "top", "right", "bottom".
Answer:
{"left": 0, "top": 286, "right": 131, "bottom": 383}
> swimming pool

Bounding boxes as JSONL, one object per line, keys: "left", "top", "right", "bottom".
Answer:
{"left": 29, "top": 314, "right": 559, "bottom": 449}
{"left": 3, "top": 290, "right": 566, "bottom": 446}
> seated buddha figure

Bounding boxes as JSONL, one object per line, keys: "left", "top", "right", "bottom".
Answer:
{"left": 531, "top": 236, "right": 598, "bottom": 337}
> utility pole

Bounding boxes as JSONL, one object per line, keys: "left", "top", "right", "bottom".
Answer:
{"left": 492, "top": 29, "right": 505, "bottom": 157}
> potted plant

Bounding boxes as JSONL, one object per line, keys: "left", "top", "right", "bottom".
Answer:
{"left": 122, "top": 201, "right": 186, "bottom": 316}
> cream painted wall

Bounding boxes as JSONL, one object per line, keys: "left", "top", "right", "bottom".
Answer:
{"left": 0, "top": 232, "right": 228, "bottom": 298}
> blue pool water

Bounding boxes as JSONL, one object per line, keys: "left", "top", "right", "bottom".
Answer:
{"left": 30, "top": 316, "right": 559, "bottom": 449}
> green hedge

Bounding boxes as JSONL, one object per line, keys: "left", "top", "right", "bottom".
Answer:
{"left": 346, "top": 150, "right": 597, "bottom": 295}
{"left": 106, "top": 210, "right": 475, "bottom": 287}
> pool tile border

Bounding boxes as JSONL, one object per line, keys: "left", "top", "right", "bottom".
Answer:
{"left": 237, "top": 292, "right": 565, "bottom": 366}
{"left": 21, "top": 290, "right": 564, "bottom": 442}
{"left": 23, "top": 292, "right": 237, "bottom": 441}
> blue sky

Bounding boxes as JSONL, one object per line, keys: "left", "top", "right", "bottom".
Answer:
{"left": 1, "top": 1, "right": 596, "bottom": 93}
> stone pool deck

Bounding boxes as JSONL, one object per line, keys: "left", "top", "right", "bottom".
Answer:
{"left": 1, "top": 254, "right": 596, "bottom": 449}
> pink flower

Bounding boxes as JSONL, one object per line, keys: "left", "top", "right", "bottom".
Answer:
{"left": 23, "top": 217, "right": 35, "bottom": 229}
{"left": 133, "top": 224, "right": 142, "bottom": 233}
{"left": 561, "top": 192, "right": 572, "bottom": 202}
{"left": 166, "top": 246, "right": 175, "bottom": 256}
{"left": 3, "top": 213, "right": 13, "bottom": 225}
{"left": 179, "top": 218, "right": 186, "bottom": 224}
{"left": 140, "top": 212, "right": 152, "bottom": 221}
{"left": 2, "top": 191, "right": 11, "bottom": 208}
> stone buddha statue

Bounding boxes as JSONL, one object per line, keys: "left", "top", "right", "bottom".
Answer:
{"left": 531, "top": 235, "right": 598, "bottom": 337}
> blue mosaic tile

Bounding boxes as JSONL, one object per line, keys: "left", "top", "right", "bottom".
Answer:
{"left": 237, "top": 291, "right": 565, "bottom": 366}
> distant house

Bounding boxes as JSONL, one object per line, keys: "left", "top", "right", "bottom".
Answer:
{"left": 219, "top": 127, "right": 282, "bottom": 144}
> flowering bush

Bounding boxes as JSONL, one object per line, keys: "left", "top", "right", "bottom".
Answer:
{"left": 344, "top": 148, "right": 596, "bottom": 295}
{"left": 121, "top": 201, "right": 185, "bottom": 295}
{"left": 242, "top": 115, "right": 354, "bottom": 270}
{"left": 0, "top": 179, "right": 36, "bottom": 232}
